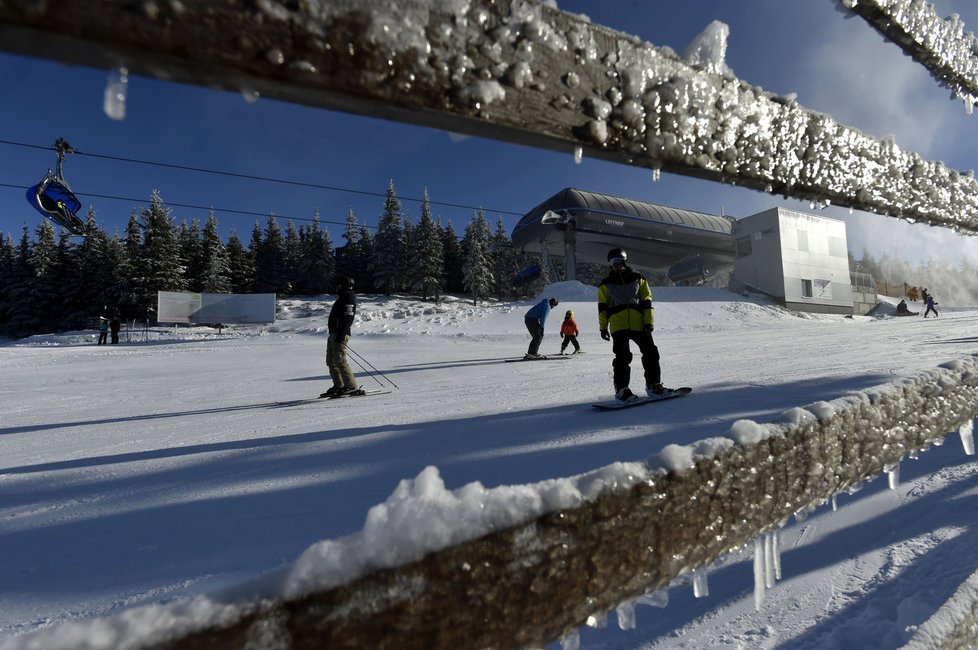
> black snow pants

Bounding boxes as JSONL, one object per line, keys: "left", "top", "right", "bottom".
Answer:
{"left": 525, "top": 317, "right": 544, "bottom": 356}
{"left": 611, "top": 329, "right": 660, "bottom": 391}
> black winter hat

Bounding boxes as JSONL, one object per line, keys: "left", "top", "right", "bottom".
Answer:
{"left": 607, "top": 248, "right": 627, "bottom": 264}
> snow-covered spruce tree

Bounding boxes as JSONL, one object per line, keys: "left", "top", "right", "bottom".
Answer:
{"left": 178, "top": 218, "right": 204, "bottom": 292}
{"left": 251, "top": 215, "right": 289, "bottom": 295}
{"left": 3, "top": 228, "right": 42, "bottom": 337}
{"left": 283, "top": 220, "right": 302, "bottom": 295}
{"left": 336, "top": 208, "right": 366, "bottom": 291}
{"left": 102, "top": 235, "right": 126, "bottom": 315}
{"left": 490, "top": 216, "right": 524, "bottom": 299}
{"left": 356, "top": 225, "right": 375, "bottom": 291}
{"left": 440, "top": 220, "right": 465, "bottom": 293}
{"left": 139, "top": 191, "right": 186, "bottom": 316}
{"left": 53, "top": 229, "right": 87, "bottom": 330}
{"left": 407, "top": 189, "right": 444, "bottom": 301}
{"left": 297, "top": 210, "right": 334, "bottom": 296}
{"left": 372, "top": 181, "right": 406, "bottom": 295}
{"left": 462, "top": 209, "right": 494, "bottom": 305}
{"left": 225, "top": 229, "right": 253, "bottom": 294}
{"left": 29, "top": 219, "right": 62, "bottom": 332}
{"left": 115, "top": 210, "right": 146, "bottom": 320}
{"left": 200, "top": 212, "right": 231, "bottom": 294}
{"left": 0, "top": 233, "right": 15, "bottom": 333}
{"left": 74, "top": 208, "right": 116, "bottom": 319}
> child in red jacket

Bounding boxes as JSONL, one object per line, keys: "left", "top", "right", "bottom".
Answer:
{"left": 559, "top": 310, "right": 582, "bottom": 354}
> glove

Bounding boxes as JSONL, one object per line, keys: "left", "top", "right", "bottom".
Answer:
{"left": 644, "top": 324, "right": 654, "bottom": 333}
{"left": 560, "top": 333, "right": 564, "bottom": 338}
{"left": 600, "top": 329, "right": 610, "bottom": 341}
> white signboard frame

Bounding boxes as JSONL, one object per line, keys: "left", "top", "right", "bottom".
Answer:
{"left": 157, "top": 291, "right": 276, "bottom": 324}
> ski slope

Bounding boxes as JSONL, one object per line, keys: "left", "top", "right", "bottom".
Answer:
{"left": 2, "top": 282, "right": 977, "bottom": 649}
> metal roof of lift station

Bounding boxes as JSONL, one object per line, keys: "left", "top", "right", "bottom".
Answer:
{"left": 510, "top": 187, "right": 737, "bottom": 279}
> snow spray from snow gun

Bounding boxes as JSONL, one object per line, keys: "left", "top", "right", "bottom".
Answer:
{"left": 347, "top": 346, "right": 399, "bottom": 389}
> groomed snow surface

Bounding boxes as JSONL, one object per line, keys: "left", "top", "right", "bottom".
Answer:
{"left": 2, "top": 282, "right": 978, "bottom": 649}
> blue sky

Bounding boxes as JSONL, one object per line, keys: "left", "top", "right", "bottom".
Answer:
{"left": 2, "top": 0, "right": 978, "bottom": 270}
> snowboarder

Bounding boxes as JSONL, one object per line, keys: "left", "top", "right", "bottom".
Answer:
{"left": 524, "top": 297, "right": 558, "bottom": 359}
{"left": 559, "top": 309, "right": 581, "bottom": 354}
{"left": 924, "top": 296, "right": 939, "bottom": 318}
{"left": 598, "top": 248, "right": 671, "bottom": 401}
{"left": 896, "top": 299, "right": 915, "bottom": 316}
{"left": 323, "top": 276, "right": 362, "bottom": 397}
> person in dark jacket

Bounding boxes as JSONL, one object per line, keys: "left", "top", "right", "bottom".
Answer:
{"left": 524, "top": 296, "right": 558, "bottom": 359}
{"left": 322, "top": 276, "right": 362, "bottom": 397}
{"left": 109, "top": 312, "right": 121, "bottom": 344}
{"left": 598, "top": 248, "right": 671, "bottom": 401}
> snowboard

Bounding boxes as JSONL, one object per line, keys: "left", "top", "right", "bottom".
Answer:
{"left": 274, "top": 389, "right": 391, "bottom": 407}
{"left": 592, "top": 387, "right": 692, "bottom": 410}
{"left": 505, "top": 355, "right": 574, "bottom": 362}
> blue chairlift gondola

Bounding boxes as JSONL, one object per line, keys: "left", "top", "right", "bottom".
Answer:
{"left": 26, "top": 138, "right": 85, "bottom": 235}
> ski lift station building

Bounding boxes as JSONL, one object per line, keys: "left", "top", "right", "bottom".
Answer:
{"left": 511, "top": 188, "right": 861, "bottom": 315}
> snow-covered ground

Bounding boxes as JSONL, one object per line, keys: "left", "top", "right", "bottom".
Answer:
{"left": 2, "top": 283, "right": 977, "bottom": 649}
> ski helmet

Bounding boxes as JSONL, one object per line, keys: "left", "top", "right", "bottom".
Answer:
{"left": 565, "top": 310, "right": 574, "bottom": 318}
{"left": 337, "top": 276, "right": 354, "bottom": 290}
{"left": 607, "top": 248, "right": 627, "bottom": 266}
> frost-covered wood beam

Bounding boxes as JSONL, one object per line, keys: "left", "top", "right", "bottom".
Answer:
{"left": 17, "top": 356, "right": 978, "bottom": 650}
{"left": 837, "top": 0, "right": 978, "bottom": 111}
{"left": 3, "top": 0, "right": 978, "bottom": 233}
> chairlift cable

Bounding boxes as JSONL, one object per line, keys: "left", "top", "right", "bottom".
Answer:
{"left": 0, "top": 138, "right": 524, "bottom": 217}
{"left": 0, "top": 182, "right": 356, "bottom": 229}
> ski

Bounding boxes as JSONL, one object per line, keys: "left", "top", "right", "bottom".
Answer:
{"left": 324, "top": 389, "right": 392, "bottom": 400}
{"left": 273, "top": 389, "right": 391, "bottom": 407}
{"left": 592, "top": 387, "right": 692, "bottom": 410}
{"left": 505, "top": 355, "right": 574, "bottom": 362}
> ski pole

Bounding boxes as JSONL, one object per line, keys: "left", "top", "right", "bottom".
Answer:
{"left": 347, "top": 346, "right": 399, "bottom": 389}
{"left": 346, "top": 350, "right": 386, "bottom": 389}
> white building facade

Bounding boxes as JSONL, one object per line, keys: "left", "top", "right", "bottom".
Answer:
{"left": 731, "top": 208, "right": 853, "bottom": 315}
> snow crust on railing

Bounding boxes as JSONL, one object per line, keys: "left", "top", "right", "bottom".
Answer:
{"left": 5, "top": 0, "right": 978, "bottom": 231}
{"left": 4, "top": 354, "right": 977, "bottom": 650}
{"left": 837, "top": 0, "right": 978, "bottom": 112}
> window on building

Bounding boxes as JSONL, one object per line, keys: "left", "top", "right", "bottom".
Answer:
{"left": 797, "top": 230, "right": 809, "bottom": 252}
{"left": 801, "top": 279, "right": 813, "bottom": 298}
{"left": 736, "top": 236, "right": 752, "bottom": 257}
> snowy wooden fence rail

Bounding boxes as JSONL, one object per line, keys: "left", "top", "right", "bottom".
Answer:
{"left": 80, "top": 356, "right": 974, "bottom": 650}
{"left": 840, "top": 0, "right": 978, "bottom": 109}
{"left": 4, "top": 0, "right": 978, "bottom": 233}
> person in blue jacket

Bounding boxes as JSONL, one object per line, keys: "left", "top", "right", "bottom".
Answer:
{"left": 524, "top": 297, "right": 558, "bottom": 359}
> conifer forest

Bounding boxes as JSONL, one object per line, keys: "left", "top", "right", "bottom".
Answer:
{"left": 0, "top": 183, "right": 564, "bottom": 338}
